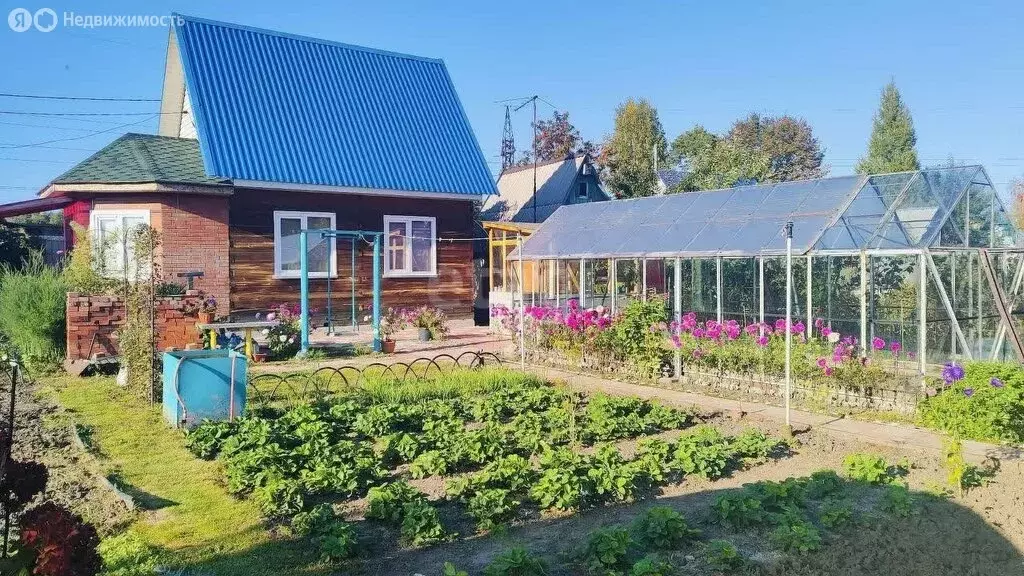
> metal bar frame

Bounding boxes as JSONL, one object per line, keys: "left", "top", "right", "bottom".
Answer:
{"left": 859, "top": 250, "right": 868, "bottom": 355}
{"left": 674, "top": 256, "right": 682, "bottom": 378}
{"left": 918, "top": 252, "right": 927, "bottom": 373}
{"left": 925, "top": 250, "right": 972, "bottom": 359}
{"left": 805, "top": 254, "right": 812, "bottom": 338}
{"left": 716, "top": 256, "right": 723, "bottom": 323}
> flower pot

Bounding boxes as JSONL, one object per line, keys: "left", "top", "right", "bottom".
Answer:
{"left": 382, "top": 339, "right": 397, "bottom": 353}
{"left": 418, "top": 327, "right": 432, "bottom": 342}
{"left": 198, "top": 312, "right": 214, "bottom": 324}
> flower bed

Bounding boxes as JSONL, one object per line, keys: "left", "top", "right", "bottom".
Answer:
{"left": 494, "top": 297, "right": 923, "bottom": 413}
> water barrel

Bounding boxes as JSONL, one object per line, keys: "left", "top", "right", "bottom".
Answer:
{"left": 162, "top": 350, "right": 247, "bottom": 428}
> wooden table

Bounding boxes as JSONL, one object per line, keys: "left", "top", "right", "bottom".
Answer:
{"left": 196, "top": 320, "right": 279, "bottom": 359}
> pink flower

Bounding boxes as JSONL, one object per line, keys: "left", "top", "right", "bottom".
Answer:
{"left": 816, "top": 357, "right": 827, "bottom": 369}
{"left": 692, "top": 348, "right": 704, "bottom": 359}
{"left": 890, "top": 341, "right": 902, "bottom": 355}
{"left": 824, "top": 366, "right": 834, "bottom": 376}
{"left": 756, "top": 335, "right": 769, "bottom": 347}
{"left": 814, "top": 317, "right": 824, "bottom": 329}
{"left": 670, "top": 334, "right": 681, "bottom": 348}
{"left": 872, "top": 336, "right": 885, "bottom": 350}
{"left": 774, "top": 318, "right": 787, "bottom": 332}
{"left": 821, "top": 326, "right": 832, "bottom": 338}
{"left": 693, "top": 328, "right": 706, "bottom": 339}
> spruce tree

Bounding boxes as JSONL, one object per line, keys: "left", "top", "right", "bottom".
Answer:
{"left": 856, "top": 82, "right": 920, "bottom": 174}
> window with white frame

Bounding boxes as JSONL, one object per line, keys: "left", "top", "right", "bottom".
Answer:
{"left": 384, "top": 215, "right": 436, "bottom": 277}
{"left": 273, "top": 211, "right": 336, "bottom": 279}
{"left": 90, "top": 209, "right": 150, "bottom": 277}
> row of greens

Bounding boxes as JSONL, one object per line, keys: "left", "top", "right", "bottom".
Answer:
{"left": 447, "top": 454, "right": 921, "bottom": 575}
{"left": 184, "top": 369, "right": 785, "bottom": 562}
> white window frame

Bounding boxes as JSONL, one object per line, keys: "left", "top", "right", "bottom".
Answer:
{"left": 90, "top": 208, "right": 150, "bottom": 278}
{"left": 384, "top": 214, "right": 437, "bottom": 278}
{"left": 273, "top": 210, "right": 337, "bottom": 279}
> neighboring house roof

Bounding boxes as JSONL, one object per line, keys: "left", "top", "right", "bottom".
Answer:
{"left": 482, "top": 155, "right": 607, "bottom": 222}
{"left": 167, "top": 14, "right": 497, "bottom": 197}
{"left": 52, "top": 133, "right": 228, "bottom": 186}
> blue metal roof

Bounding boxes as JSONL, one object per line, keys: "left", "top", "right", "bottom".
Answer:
{"left": 173, "top": 14, "right": 497, "bottom": 197}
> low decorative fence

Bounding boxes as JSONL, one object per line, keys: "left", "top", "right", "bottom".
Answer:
{"left": 247, "top": 351, "right": 503, "bottom": 408}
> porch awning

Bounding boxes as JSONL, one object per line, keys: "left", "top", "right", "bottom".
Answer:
{"left": 0, "top": 196, "right": 72, "bottom": 219}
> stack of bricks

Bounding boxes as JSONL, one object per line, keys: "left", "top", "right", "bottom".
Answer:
{"left": 65, "top": 291, "right": 205, "bottom": 361}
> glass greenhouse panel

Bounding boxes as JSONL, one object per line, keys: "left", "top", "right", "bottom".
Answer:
{"left": 810, "top": 256, "right": 862, "bottom": 342}
{"left": 558, "top": 259, "right": 581, "bottom": 303}
{"left": 967, "top": 182, "right": 995, "bottom": 247}
{"left": 614, "top": 259, "right": 642, "bottom": 311}
{"left": 682, "top": 258, "right": 718, "bottom": 318}
{"left": 926, "top": 253, "right": 957, "bottom": 363}
{"left": 762, "top": 257, "right": 806, "bottom": 327}
{"left": 868, "top": 255, "right": 919, "bottom": 358}
{"left": 721, "top": 258, "right": 759, "bottom": 324}
{"left": 644, "top": 259, "right": 672, "bottom": 301}
{"left": 585, "top": 259, "right": 612, "bottom": 308}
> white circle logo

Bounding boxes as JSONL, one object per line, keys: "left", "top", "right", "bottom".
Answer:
{"left": 8, "top": 8, "right": 32, "bottom": 32}
{"left": 33, "top": 8, "right": 56, "bottom": 32}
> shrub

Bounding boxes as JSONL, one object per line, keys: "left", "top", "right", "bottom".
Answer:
{"left": 483, "top": 546, "right": 548, "bottom": 576}
{"left": 606, "top": 297, "right": 670, "bottom": 377}
{"left": 917, "top": 361, "right": 1024, "bottom": 443}
{"left": 630, "top": 506, "right": 699, "bottom": 550}
{"left": 0, "top": 253, "right": 66, "bottom": 371}
{"left": 63, "top": 222, "right": 115, "bottom": 295}
{"left": 705, "top": 539, "right": 742, "bottom": 571}
{"left": 584, "top": 525, "right": 634, "bottom": 573}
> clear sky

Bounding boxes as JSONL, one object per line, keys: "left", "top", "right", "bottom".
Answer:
{"left": 1, "top": 0, "right": 1023, "bottom": 203}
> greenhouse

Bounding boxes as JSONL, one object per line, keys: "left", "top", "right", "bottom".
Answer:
{"left": 509, "top": 165, "right": 1024, "bottom": 372}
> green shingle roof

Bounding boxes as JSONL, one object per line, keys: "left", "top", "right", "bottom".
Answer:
{"left": 53, "top": 133, "right": 228, "bottom": 186}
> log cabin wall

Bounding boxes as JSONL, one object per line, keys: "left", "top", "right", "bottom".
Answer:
{"left": 228, "top": 188, "right": 476, "bottom": 318}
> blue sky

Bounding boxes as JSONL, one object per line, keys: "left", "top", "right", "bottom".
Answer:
{"left": 1, "top": 0, "right": 1023, "bottom": 203}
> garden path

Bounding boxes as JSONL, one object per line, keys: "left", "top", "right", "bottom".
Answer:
{"left": 521, "top": 364, "right": 1021, "bottom": 465}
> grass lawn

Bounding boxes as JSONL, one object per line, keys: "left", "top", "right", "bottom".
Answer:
{"left": 42, "top": 375, "right": 329, "bottom": 576}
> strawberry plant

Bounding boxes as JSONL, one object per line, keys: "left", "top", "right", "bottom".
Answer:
{"left": 729, "top": 428, "right": 783, "bottom": 463}
{"left": 672, "top": 425, "right": 734, "bottom": 479}
{"left": 367, "top": 481, "right": 425, "bottom": 523}
{"left": 399, "top": 500, "right": 447, "bottom": 547}
{"left": 628, "top": 555, "right": 674, "bottom": 576}
{"left": 483, "top": 546, "right": 548, "bottom": 576}
{"left": 843, "top": 453, "right": 906, "bottom": 485}
{"left": 584, "top": 525, "right": 634, "bottom": 573}
{"left": 409, "top": 450, "right": 451, "bottom": 479}
{"left": 631, "top": 438, "right": 676, "bottom": 484}
{"left": 769, "top": 518, "right": 821, "bottom": 554}
{"left": 880, "top": 485, "right": 914, "bottom": 518}
{"left": 185, "top": 419, "right": 237, "bottom": 459}
{"left": 805, "top": 469, "right": 845, "bottom": 499}
{"left": 630, "top": 506, "right": 699, "bottom": 550}
{"left": 530, "top": 446, "right": 593, "bottom": 510}
{"left": 712, "top": 493, "right": 766, "bottom": 529}
{"left": 705, "top": 539, "right": 742, "bottom": 571}
{"left": 819, "top": 500, "right": 854, "bottom": 529}
{"left": 467, "top": 488, "right": 520, "bottom": 531}
{"left": 587, "top": 444, "right": 645, "bottom": 503}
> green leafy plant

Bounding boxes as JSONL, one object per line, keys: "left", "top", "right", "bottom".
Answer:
{"left": 712, "top": 493, "right": 766, "bottom": 529}
{"left": 483, "top": 546, "right": 548, "bottom": 576}
{"left": 628, "top": 555, "right": 673, "bottom": 576}
{"left": 819, "top": 500, "right": 854, "bottom": 529}
{"left": 443, "top": 563, "right": 469, "bottom": 576}
{"left": 587, "top": 444, "right": 644, "bottom": 503}
{"left": 630, "top": 506, "right": 699, "bottom": 549}
{"left": 407, "top": 306, "right": 451, "bottom": 340}
{"left": 843, "top": 453, "right": 906, "bottom": 485}
{"left": 317, "top": 521, "right": 357, "bottom": 560}
{"left": 467, "top": 488, "right": 520, "bottom": 531}
{"left": 409, "top": 450, "right": 451, "bottom": 479}
{"left": 399, "top": 500, "right": 447, "bottom": 547}
{"left": 770, "top": 519, "right": 821, "bottom": 554}
{"left": 291, "top": 503, "right": 335, "bottom": 537}
{"left": 97, "top": 530, "right": 159, "bottom": 576}
{"left": 917, "top": 361, "right": 1024, "bottom": 443}
{"left": 729, "top": 428, "right": 783, "bottom": 463}
{"left": 880, "top": 485, "right": 914, "bottom": 518}
{"left": 366, "top": 481, "right": 425, "bottom": 524}
{"left": 530, "top": 446, "right": 593, "bottom": 510}
{"left": 705, "top": 539, "right": 742, "bottom": 571}
{"left": 0, "top": 252, "right": 66, "bottom": 372}
{"left": 584, "top": 525, "right": 634, "bottom": 573}
{"left": 184, "top": 420, "right": 236, "bottom": 459}
{"left": 672, "top": 425, "right": 734, "bottom": 479}
{"left": 805, "top": 469, "right": 845, "bottom": 499}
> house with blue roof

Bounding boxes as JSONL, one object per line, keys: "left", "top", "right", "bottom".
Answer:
{"left": 31, "top": 14, "right": 497, "bottom": 319}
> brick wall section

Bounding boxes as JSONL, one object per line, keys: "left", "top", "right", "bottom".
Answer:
{"left": 159, "top": 195, "right": 230, "bottom": 308}
{"left": 66, "top": 291, "right": 204, "bottom": 361}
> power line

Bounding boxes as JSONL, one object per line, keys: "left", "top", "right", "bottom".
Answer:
{"left": 0, "top": 92, "right": 159, "bottom": 103}
{"left": 0, "top": 157, "right": 71, "bottom": 164}
{"left": 0, "top": 120, "right": 102, "bottom": 133}
{"left": 0, "top": 110, "right": 162, "bottom": 117}
{"left": 0, "top": 114, "right": 157, "bottom": 149}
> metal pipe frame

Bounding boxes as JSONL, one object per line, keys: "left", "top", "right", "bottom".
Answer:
{"left": 674, "top": 256, "right": 682, "bottom": 378}
{"left": 918, "top": 252, "right": 927, "bottom": 373}
{"left": 925, "top": 251, "right": 972, "bottom": 359}
{"left": 859, "top": 251, "right": 868, "bottom": 355}
{"left": 758, "top": 256, "right": 765, "bottom": 334}
{"left": 805, "top": 254, "right": 812, "bottom": 338}
{"left": 716, "top": 256, "right": 723, "bottom": 323}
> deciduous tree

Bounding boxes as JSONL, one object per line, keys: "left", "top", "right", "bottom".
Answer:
{"left": 728, "top": 113, "right": 826, "bottom": 181}
{"left": 603, "top": 99, "right": 667, "bottom": 198}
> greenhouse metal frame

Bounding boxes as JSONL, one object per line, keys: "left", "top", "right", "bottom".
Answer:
{"left": 509, "top": 166, "right": 1024, "bottom": 374}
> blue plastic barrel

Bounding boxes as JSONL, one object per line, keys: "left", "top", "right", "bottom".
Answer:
{"left": 162, "top": 350, "right": 247, "bottom": 428}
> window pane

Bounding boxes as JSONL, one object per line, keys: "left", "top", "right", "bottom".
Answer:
{"left": 410, "top": 220, "right": 433, "bottom": 272}
{"left": 279, "top": 217, "right": 302, "bottom": 272}
{"left": 388, "top": 221, "right": 407, "bottom": 271}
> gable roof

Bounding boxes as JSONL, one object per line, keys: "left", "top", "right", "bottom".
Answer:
{"left": 52, "top": 133, "right": 228, "bottom": 186}
{"left": 482, "top": 155, "right": 606, "bottom": 222}
{"left": 167, "top": 14, "right": 496, "bottom": 197}
{"left": 514, "top": 166, "right": 1019, "bottom": 260}
{"left": 656, "top": 168, "right": 686, "bottom": 192}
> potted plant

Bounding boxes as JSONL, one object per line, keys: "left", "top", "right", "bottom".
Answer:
{"left": 380, "top": 307, "right": 408, "bottom": 353}
{"left": 197, "top": 296, "right": 217, "bottom": 324}
{"left": 409, "top": 306, "right": 449, "bottom": 342}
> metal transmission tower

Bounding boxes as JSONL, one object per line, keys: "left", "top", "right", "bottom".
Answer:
{"left": 500, "top": 105, "right": 516, "bottom": 172}
{"left": 513, "top": 95, "right": 539, "bottom": 222}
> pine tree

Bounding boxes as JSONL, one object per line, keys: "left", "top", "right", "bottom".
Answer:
{"left": 856, "top": 82, "right": 920, "bottom": 174}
